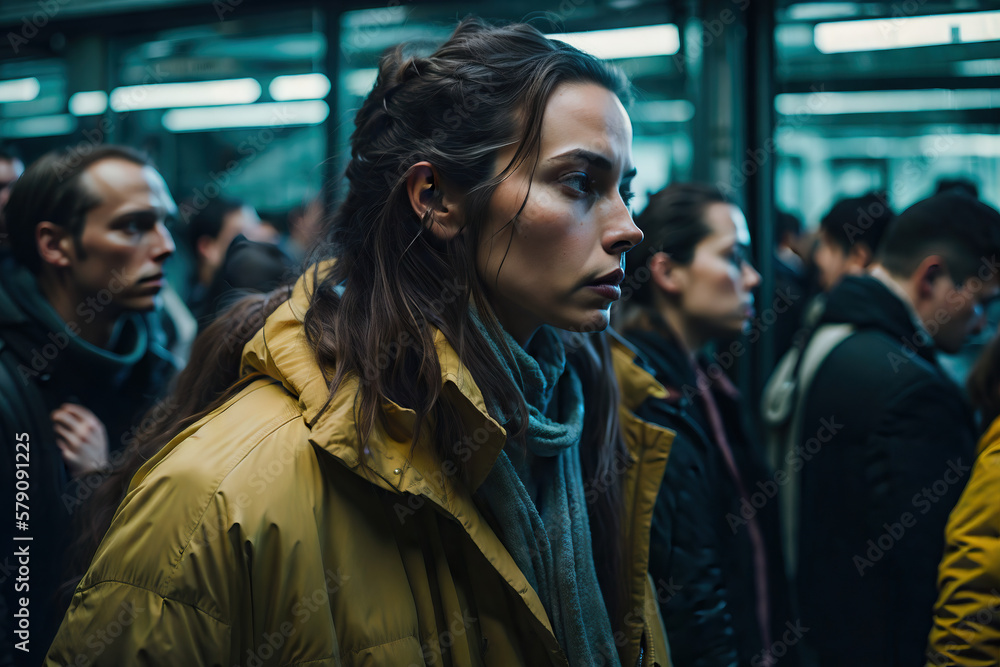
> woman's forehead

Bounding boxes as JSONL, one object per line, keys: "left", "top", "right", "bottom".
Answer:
{"left": 537, "top": 82, "right": 633, "bottom": 174}
{"left": 703, "top": 202, "right": 751, "bottom": 246}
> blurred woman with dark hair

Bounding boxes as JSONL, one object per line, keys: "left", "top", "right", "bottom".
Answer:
{"left": 46, "top": 18, "right": 674, "bottom": 667}
{"left": 622, "top": 183, "right": 792, "bottom": 667}
{"left": 927, "top": 330, "right": 1000, "bottom": 665}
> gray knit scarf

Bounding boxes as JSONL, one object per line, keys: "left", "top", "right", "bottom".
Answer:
{"left": 471, "top": 312, "right": 621, "bottom": 667}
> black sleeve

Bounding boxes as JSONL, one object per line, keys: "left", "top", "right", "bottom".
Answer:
{"left": 649, "top": 430, "right": 740, "bottom": 667}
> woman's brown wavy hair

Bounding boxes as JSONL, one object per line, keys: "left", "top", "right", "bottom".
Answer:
{"left": 305, "top": 17, "right": 633, "bottom": 620}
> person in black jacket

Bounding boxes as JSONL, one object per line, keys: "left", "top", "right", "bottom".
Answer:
{"left": 622, "top": 182, "right": 795, "bottom": 667}
{"left": 0, "top": 145, "right": 177, "bottom": 664}
{"left": 792, "top": 191, "right": 1000, "bottom": 667}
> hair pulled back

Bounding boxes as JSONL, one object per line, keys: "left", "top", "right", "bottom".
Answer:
{"left": 305, "top": 17, "right": 631, "bottom": 619}
{"left": 623, "top": 182, "right": 730, "bottom": 310}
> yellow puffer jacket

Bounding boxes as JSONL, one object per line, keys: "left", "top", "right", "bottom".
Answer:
{"left": 45, "top": 267, "right": 675, "bottom": 667}
{"left": 927, "top": 414, "right": 1000, "bottom": 666}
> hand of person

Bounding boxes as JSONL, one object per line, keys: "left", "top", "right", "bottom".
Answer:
{"left": 51, "top": 403, "right": 109, "bottom": 477}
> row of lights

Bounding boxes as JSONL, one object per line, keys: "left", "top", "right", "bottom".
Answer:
{"left": 0, "top": 24, "right": 682, "bottom": 136}
{"left": 1, "top": 11, "right": 999, "bottom": 137}
{"left": 0, "top": 73, "right": 333, "bottom": 135}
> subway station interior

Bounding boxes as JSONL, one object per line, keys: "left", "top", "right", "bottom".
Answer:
{"left": 3, "top": 0, "right": 999, "bottom": 393}
{"left": 3, "top": 2, "right": 1000, "bottom": 665}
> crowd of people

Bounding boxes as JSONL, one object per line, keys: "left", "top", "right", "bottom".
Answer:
{"left": 1, "top": 17, "right": 998, "bottom": 667}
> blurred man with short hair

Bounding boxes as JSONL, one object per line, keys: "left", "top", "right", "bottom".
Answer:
{"left": 793, "top": 192, "right": 1000, "bottom": 667}
{"left": 0, "top": 145, "right": 177, "bottom": 663}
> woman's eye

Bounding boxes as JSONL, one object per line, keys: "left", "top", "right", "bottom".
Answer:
{"left": 621, "top": 189, "right": 636, "bottom": 206}
{"left": 561, "top": 172, "right": 592, "bottom": 194}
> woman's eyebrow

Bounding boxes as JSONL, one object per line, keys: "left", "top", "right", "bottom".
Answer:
{"left": 548, "top": 148, "right": 637, "bottom": 179}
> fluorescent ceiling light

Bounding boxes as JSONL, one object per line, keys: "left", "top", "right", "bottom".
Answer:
{"left": 69, "top": 91, "right": 109, "bottom": 116}
{"left": 110, "top": 78, "right": 261, "bottom": 111}
{"left": 162, "top": 100, "right": 329, "bottom": 132}
{"left": 787, "top": 3, "right": 860, "bottom": 21}
{"left": 0, "top": 77, "right": 40, "bottom": 103}
{"left": 547, "top": 24, "right": 680, "bottom": 59}
{"left": 270, "top": 73, "right": 331, "bottom": 101}
{"left": 775, "top": 89, "right": 1000, "bottom": 115}
{"left": 344, "top": 68, "right": 378, "bottom": 97}
{"left": 815, "top": 10, "right": 1000, "bottom": 54}
{"left": 0, "top": 114, "right": 76, "bottom": 138}
{"left": 954, "top": 58, "right": 1000, "bottom": 77}
{"left": 343, "top": 6, "right": 407, "bottom": 28}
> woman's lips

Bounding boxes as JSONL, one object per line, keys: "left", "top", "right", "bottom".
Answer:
{"left": 136, "top": 275, "right": 165, "bottom": 291}
{"left": 587, "top": 283, "right": 622, "bottom": 300}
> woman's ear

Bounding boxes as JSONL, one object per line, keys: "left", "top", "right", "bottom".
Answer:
{"left": 406, "top": 161, "right": 463, "bottom": 242}
{"left": 650, "top": 251, "right": 684, "bottom": 295}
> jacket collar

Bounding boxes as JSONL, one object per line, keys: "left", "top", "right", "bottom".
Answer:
{"left": 821, "top": 274, "right": 939, "bottom": 365}
{"left": 240, "top": 262, "right": 508, "bottom": 503}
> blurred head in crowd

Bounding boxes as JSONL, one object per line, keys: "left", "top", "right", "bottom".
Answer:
{"left": 873, "top": 191, "right": 1000, "bottom": 354}
{"left": 284, "top": 196, "right": 324, "bottom": 262}
{"left": 3, "top": 145, "right": 177, "bottom": 337}
{"left": 814, "top": 192, "right": 895, "bottom": 291}
{"left": 776, "top": 210, "right": 802, "bottom": 252}
{"left": 0, "top": 144, "right": 25, "bottom": 214}
{"left": 935, "top": 176, "right": 979, "bottom": 200}
{"left": 187, "top": 196, "right": 267, "bottom": 287}
{"left": 967, "top": 328, "right": 1000, "bottom": 430}
{"left": 775, "top": 209, "right": 806, "bottom": 273}
{"left": 624, "top": 182, "right": 761, "bottom": 352}
{"left": 0, "top": 144, "right": 26, "bottom": 241}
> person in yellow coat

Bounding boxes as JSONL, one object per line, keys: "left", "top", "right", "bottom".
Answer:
{"left": 927, "top": 331, "right": 1000, "bottom": 665}
{"left": 44, "top": 18, "right": 674, "bottom": 667}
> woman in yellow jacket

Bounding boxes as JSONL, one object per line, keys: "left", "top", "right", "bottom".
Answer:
{"left": 45, "top": 18, "right": 674, "bottom": 667}
{"left": 927, "top": 332, "right": 1000, "bottom": 665}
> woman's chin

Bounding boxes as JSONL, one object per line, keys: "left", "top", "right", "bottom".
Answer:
{"left": 553, "top": 310, "right": 611, "bottom": 336}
